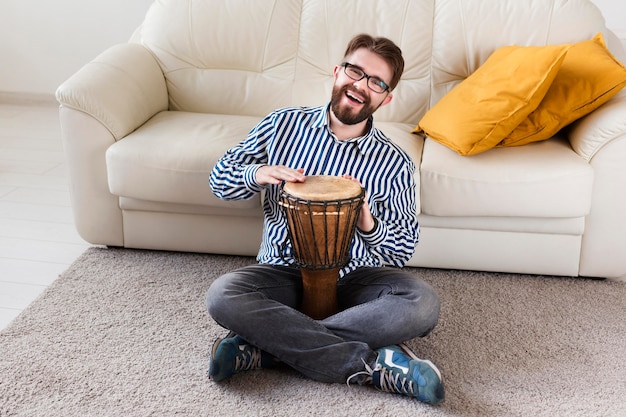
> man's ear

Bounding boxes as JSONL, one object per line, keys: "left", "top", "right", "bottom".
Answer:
{"left": 380, "top": 93, "right": 393, "bottom": 107}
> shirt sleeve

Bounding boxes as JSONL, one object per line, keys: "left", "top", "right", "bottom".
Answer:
{"left": 209, "top": 113, "right": 277, "bottom": 200}
{"left": 357, "top": 163, "right": 419, "bottom": 267}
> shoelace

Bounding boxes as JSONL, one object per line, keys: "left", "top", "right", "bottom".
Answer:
{"left": 346, "top": 358, "right": 373, "bottom": 386}
{"left": 346, "top": 358, "right": 416, "bottom": 396}
{"left": 234, "top": 345, "right": 263, "bottom": 372}
{"left": 375, "top": 364, "right": 416, "bottom": 395}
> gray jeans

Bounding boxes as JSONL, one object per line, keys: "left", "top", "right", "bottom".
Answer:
{"left": 205, "top": 264, "right": 440, "bottom": 383}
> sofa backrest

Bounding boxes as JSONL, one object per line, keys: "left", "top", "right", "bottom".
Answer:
{"left": 131, "top": 0, "right": 614, "bottom": 125}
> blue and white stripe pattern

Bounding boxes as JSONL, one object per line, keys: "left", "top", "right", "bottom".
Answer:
{"left": 210, "top": 103, "right": 418, "bottom": 277}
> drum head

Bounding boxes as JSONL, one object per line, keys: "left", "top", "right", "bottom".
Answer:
{"left": 282, "top": 175, "right": 362, "bottom": 201}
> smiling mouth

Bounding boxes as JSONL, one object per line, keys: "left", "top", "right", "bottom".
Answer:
{"left": 345, "top": 90, "right": 364, "bottom": 104}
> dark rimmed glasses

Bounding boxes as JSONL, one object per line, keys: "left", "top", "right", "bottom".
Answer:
{"left": 341, "top": 62, "right": 390, "bottom": 94}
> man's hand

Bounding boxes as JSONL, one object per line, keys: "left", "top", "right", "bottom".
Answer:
{"left": 256, "top": 165, "right": 306, "bottom": 185}
{"left": 341, "top": 175, "right": 376, "bottom": 233}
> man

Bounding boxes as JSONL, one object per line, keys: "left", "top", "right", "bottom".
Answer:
{"left": 206, "top": 34, "right": 444, "bottom": 405}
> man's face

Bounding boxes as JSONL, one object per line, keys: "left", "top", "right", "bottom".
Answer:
{"left": 330, "top": 48, "right": 393, "bottom": 126}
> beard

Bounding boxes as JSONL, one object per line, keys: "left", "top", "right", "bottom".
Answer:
{"left": 330, "top": 84, "right": 379, "bottom": 125}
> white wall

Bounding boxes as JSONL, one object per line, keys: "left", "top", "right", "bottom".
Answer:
{"left": 0, "top": 0, "right": 153, "bottom": 98}
{"left": 592, "top": 0, "right": 626, "bottom": 39}
{"left": 0, "top": 0, "right": 625, "bottom": 98}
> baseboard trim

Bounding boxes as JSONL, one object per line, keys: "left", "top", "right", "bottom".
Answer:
{"left": 0, "top": 91, "right": 57, "bottom": 106}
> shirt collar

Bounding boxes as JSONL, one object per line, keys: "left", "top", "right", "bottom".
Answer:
{"left": 313, "top": 103, "right": 377, "bottom": 152}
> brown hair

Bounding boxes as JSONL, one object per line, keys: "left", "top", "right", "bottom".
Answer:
{"left": 343, "top": 34, "right": 404, "bottom": 91}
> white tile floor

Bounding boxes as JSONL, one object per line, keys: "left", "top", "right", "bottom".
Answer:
{"left": 0, "top": 101, "right": 92, "bottom": 331}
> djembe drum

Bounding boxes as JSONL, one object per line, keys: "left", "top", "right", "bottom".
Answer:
{"left": 279, "top": 175, "right": 365, "bottom": 319}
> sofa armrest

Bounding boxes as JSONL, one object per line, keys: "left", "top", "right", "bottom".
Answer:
{"left": 55, "top": 43, "right": 168, "bottom": 140}
{"left": 568, "top": 91, "right": 626, "bottom": 161}
{"left": 568, "top": 90, "right": 626, "bottom": 278}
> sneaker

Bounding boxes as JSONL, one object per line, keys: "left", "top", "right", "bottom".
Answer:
{"left": 348, "top": 343, "right": 445, "bottom": 404}
{"left": 208, "top": 334, "right": 276, "bottom": 382}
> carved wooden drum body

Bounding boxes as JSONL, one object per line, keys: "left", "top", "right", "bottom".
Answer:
{"left": 280, "top": 176, "right": 365, "bottom": 319}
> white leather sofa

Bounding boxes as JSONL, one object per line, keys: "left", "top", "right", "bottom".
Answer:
{"left": 56, "top": 0, "right": 626, "bottom": 279}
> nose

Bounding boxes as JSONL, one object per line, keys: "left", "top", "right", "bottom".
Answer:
{"left": 352, "top": 77, "right": 368, "bottom": 91}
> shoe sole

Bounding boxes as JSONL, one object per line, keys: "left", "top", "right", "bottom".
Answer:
{"left": 211, "top": 337, "right": 225, "bottom": 359}
{"left": 208, "top": 337, "right": 226, "bottom": 380}
{"left": 398, "top": 342, "right": 443, "bottom": 382}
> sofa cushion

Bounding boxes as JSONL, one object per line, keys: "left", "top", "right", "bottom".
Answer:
{"left": 499, "top": 33, "right": 626, "bottom": 147}
{"left": 420, "top": 137, "right": 593, "bottom": 218}
{"left": 106, "top": 111, "right": 261, "bottom": 208}
{"left": 414, "top": 44, "right": 569, "bottom": 156}
{"left": 377, "top": 122, "right": 425, "bottom": 213}
{"left": 134, "top": 0, "right": 434, "bottom": 125}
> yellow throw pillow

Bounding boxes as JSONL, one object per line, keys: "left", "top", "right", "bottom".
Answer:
{"left": 413, "top": 44, "right": 569, "bottom": 156}
{"left": 499, "top": 33, "right": 626, "bottom": 147}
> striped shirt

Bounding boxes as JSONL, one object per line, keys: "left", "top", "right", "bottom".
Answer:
{"left": 210, "top": 103, "right": 418, "bottom": 277}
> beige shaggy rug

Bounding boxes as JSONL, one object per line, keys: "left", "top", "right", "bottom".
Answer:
{"left": 1, "top": 247, "right": 625, "bottom": 417}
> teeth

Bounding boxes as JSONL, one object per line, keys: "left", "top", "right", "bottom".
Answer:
{"left": 346, "top": 91, "right": 364, "bottom": 104}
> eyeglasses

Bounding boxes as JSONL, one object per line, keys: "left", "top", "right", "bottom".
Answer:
{"left": 341, "top": 62, "right": 390, "bottom": 94}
